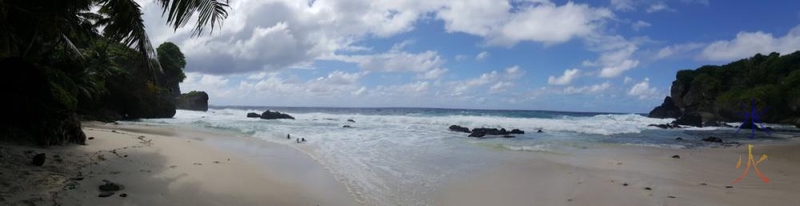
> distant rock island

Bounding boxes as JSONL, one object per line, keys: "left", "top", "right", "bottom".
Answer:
{"left": 648, "top": 51, "right": 800, "bottom": 128}
{"left": 175, "top": 91, "right": 209, "bottom": 111}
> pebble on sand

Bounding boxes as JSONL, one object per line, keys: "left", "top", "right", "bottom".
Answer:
{"left": 672, "top": 155, "right": 680, "bottom": 159}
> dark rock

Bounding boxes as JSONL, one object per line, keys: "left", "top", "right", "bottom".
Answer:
{"left": 667, "top": 196, "right": 676, "bottom": 198}
{"left": 448, "top": 125, "right": 471, "bottom": 133}
{"left": 347, "top": 119, "right": 356, "bottom": 123}
{"left": 120, "top": 193, "right": 128, "bottom": 197}
{"left": 648, "top": 96, "right": 681, "bottom": 118}
{"left": 99, "top": 181, "right": 122, "bottom": 192}
{"left": 675, "top": 137, "right": 683, "bottom": 141}
{"left": 32, "top": 153, "right": 46, "bottom": 166}
{"left": 502, "top": 135, "right": 515, "bottom": 138}
{"left": 343, "top": 125, "right": 352, "bottom": 128}
{"left": 700, "top": 183, "right": 707, "bottom": 186}
{"left": 175, "top": 91, "right": 209, "bottom": 111}
{"left": 98, "top": 191, "right": 115, "bottom": 198}
{"left": 471, "top": 128, "right": 507, "bottom": 136}
{"left": 468, "top": 130, "right": 486, "bottom": 138}
{"left": 673, "top": 112, "right": 703, "bottom": 127}
{"left": 648, "top": 123, "right": 682, "bottom": 129}
{"left": 537, "top": 130, "right": 543, "bottom": 133}
{"left": 672, "top": 155, "right": 680, "bottom": 159}
{"left": 725, "top": 186, "right": 733, "bottom": 188}
{"left": 246, "top": 112, "right": 261, "bottom": 118}
{"left": 644, "top": 187, "right": 652, "bottom": 190}
{"left": 622, "top": 183, "right": 629, "bottom": 186}
{"left": 88, "top": 137, "right": 95, "bottom": 140}
{"left": 701, "top": 136, "right": 723, "bottom": 143}
{"left": 259, "top": 110, "right": 295, "bottom": 120}
{"left": 509, "top": 129, "right": 525, "bottom": 134}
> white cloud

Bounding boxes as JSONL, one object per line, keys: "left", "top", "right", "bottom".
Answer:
{"left": 334, "top": 42, "right": 446, "bottom": 74}
{"left": 324, "top": 71, "right": 368, "bottom": 85}
{"left": 451, "top": 71, "right": 499, "bottom": 95}
{"left": 548, "top": 68, "right": 580, "bottom": 85}
{"left": 419, "top": 68, "right": 448, "bottom": 79}
{"left": 631, "top": 20, "right": 651, "bottom": 31}
{"left": 489, "top": 81, "right": 514, "bottom": 93}
{"left": 701, "top": 25, "right": 800, "bottom": 61}
{"left": 610, "top": 0, "right": 635, "bottom": 11}
{"left": 475, "top": 51, "right": 490, "bottom": 60}
{"left": 627, "top": 78, "right": 658, "bottom": 99}
{"left": 504, "top": 65, "right": 524, "bottom": 79}
{"left": 455, "top": 55, "right": 469, "bottom": 61}
{"left": 623, "top": 76, "right": 633, "bottom": 84}
{"left": 373, "top": 81, "right": 430, "bottom": 96}
{"left": 681, "top": 0, "right": 709, "bottom": 5}
{"left": 489, "top": 2, "right": 613, "bottom": 46}
{"left": 584, "top": 35, "right": 640, "bottom": 78}
{"left": 646, "top": 2, "right": 675, "bottom": 13}
{"left": 564, "top": 82, "right": 611, "bottom": 94}
{"left": 654, "top": 42, "right": 705, "bottom": 59}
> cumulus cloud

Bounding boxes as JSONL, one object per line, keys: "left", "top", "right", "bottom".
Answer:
{"left": 504, "top": 65, "right": 524, "bottom": 79}
{"left": 701, "top": 25, "right": 800, "bottom": 61}
{"left": 646, "top": 2, "right": 675, "bottom": 13}
{"left": 548, "top": 68, "right": 580, "bottom": 85}
{"left": 584, "top": 35, "right": 640, "bottom": 78}
{"left": 490, "top": 81, "right": 514, "bottom": 93}
{"left": 631, "top": 20, "right": 651, "bottom": 31}
{"left": 564, "top": 82, "right": 611, "bottom": 94}
{"left": 475, "top": 51, "right": 490, "bottom": 60}
{"left": 627, "top": 78, "right": 658, "bottom": 99}
{"left": 418, "top": 68, "right": 448, "bottom": 79}
{"left": 623, "top": 76, "right": 633, "bottom": 84}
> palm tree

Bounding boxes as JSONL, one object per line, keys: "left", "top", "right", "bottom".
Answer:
{"left": 0, "top": 0, "right": 229, "bottom": 67}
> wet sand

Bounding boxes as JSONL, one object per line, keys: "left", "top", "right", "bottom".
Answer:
{"left": 0, "top": 122, "right": 357, "bottom": 206}
{"left": 435, "top": 141, "right": 800, "bottom": 206}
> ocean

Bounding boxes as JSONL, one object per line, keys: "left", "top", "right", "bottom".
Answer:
{"left": 130, "top": 106, "right": 797, "bottom": 205}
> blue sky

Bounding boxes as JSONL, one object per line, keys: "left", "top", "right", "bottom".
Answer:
{"left": 139, "top": 0, "right": 800, "bottom": 113}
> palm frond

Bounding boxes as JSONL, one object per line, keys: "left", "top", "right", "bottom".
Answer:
{"left": 157, "top": 0, "right": 229, "bottom": 36}
{"left": 98, "top": 0, "right": 161, "bottom": 72}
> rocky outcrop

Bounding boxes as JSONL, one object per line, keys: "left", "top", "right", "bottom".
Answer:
{"left": 466, "top": 128, "right": 525, "bottom": 138}
{"left": 648, "top": 51, "right": 800, "bottom": 127}
{"left": 246, "top": 112, "right": 261, "bottom": 118}
{"left": 175, "top": 91, "right": 209, "bottom": 111}
{"left": 260, "top": 110, "right": 295, "bottom": 120}
{"left": 448, "top": 125, "right": 471, "bottom": 133}
{"left": 701, "top": 136, "right": 723, "bottom": 143}
{"left": 648, "top": 97, "right": 681, "bottom": 119}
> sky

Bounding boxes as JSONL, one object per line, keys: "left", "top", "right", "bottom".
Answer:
{"left": 138, "top": 0, "right": 800, "bottom": 113}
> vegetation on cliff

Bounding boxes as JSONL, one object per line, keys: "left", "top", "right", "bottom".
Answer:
{"left": 650, "top": 51, "right": 800, "bottom": 126}
{"left": 0, "top": 0, "right": 229, "bottom": 146}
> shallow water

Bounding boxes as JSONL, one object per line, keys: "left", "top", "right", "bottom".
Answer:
{"left": 131, "top": 107, "right": 798, "bottom": 205}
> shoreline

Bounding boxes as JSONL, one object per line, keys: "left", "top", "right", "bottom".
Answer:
{"left": 2, "top": 122, "right": 799, "bottom": 205}
{"left": 0, "top": 121, "right": 358, "bottom": 206}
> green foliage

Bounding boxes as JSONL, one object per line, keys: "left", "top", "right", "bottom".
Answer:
{"left": 157, "top": 42, "right": 187, "bottom": 90}
{"left": 677, "top": 51, "right": 800, "bottom": 123}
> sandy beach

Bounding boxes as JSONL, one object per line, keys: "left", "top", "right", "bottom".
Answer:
{"left": 436, "top": 142, "right": 800, "bottom": 206}
{"left": 0, "top": 122, "right": 357, "bottom": 206}
{"left": 2, "top": 122, "right": 799, "bottom": 206}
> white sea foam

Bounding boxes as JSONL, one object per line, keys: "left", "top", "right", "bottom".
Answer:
{"left": 137, "top": 109, "right": 679, "bottom": 205}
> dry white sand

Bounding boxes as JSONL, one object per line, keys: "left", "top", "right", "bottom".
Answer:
{"left": 0, "top": 122, "right": 357, "bottom": 206}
